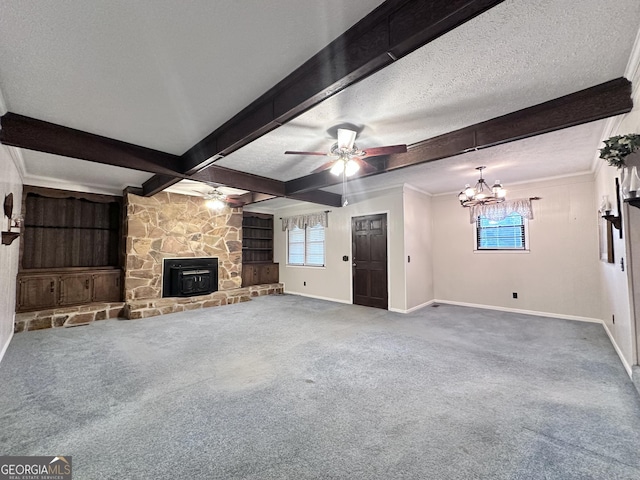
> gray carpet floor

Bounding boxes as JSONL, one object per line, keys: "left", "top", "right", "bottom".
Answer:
{"left": 1, "top": 295, "right": 639, "bottom": 479}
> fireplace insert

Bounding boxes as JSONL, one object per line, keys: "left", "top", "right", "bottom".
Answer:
{"left": 162, "top": 258, "right": 218, "bottom": 297}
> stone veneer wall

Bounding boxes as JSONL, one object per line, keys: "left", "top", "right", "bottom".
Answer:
{"left": 125, "top": 192, "right": 243, "bottom": 301}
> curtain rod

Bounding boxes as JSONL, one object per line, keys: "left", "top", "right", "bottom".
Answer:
{"left": 279, "top": 210, "right": 331, "bottom": 220}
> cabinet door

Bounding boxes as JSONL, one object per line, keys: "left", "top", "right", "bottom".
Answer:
{"left": 258, "top": 264, "right": 274, "bottom": 284}
{"left": 269, "top": 263, "right": 279, "bottom": 283}
{"left": 92, "top": 271, "right": 121, "bottom": 302}
{"left": 242, "top": 264, "right": 255, "bottom": 287}
{"left": 59, "top": 274, "right": 93, "bottom": 306}
{"left": 18, "top": 275, "right": 59, "bottom": 311}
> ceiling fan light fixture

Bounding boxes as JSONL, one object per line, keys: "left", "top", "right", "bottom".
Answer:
{"left": 204, "top": 189, "right": 227, "bottom": 211}
{"left": 344, "top": 159, "right": 360, "bottom": 177}
{"left": 330, "top": 159, "right": 345, "bottom": 176}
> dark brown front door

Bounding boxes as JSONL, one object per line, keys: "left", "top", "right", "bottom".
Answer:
{"left": 352, "top": 214, "right": 388, "bottom": 309}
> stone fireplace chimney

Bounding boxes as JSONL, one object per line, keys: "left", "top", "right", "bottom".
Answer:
{"left": 124, "top": 192, "right": 242, "bottom": 302}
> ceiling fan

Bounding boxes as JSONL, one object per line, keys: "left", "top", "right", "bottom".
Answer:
{"left": 202, "top": 186, "right": 246, "bottom": 209}
{"left": 285, "top": 128, "right": 407, "bottom": 177}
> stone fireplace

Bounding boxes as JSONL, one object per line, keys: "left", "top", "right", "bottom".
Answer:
{"left": 121, "top": 191, "right": 281, "bottom": 320}
{"left": 14, "top": 190, "right": 283, "bottom": 332}
{"left": 124, "top": 191, "right": 242, "bottom": 301}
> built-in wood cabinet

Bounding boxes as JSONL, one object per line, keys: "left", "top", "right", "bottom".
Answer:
{"left": 242, "top": 212, "right": 274, "bottom": 263}
{"left": 21, "top": 187, "right": 121, "bottom": 270}
{"left": 242, "top": 263, "right": 279, "bottom": 287}
{"left": 59, "top": 273, "right": 93, "bottom": 305}
{"left": 17, "top": 274, "right": 59, "bottom": 311}
{"left": 16, "top": 187, "right": 124, "bottom": 312}
{"left": 92, "top": 271, "right": 121, "bottom": 302}
{"left": 242, "top": 212, "right": 279, "bottom": 286}
{"left": 17, "top": 269, "right": 122, "bottom": 312}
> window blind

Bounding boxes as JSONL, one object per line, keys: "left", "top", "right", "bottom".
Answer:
{"left": 306, "top": 225, "right": 325, "bottom": 266}
{"left": 288, "top": 227, "right": 305, "bottom": 264}
{"left": 476, "top": 213, "right": 526, "bottom": 250}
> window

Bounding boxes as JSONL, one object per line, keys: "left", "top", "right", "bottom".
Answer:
{"left": 475, "top": 213, "right": 528, "bottom": 251}
{"left": 287, "top": 225, "right": 325, "bottom": 266}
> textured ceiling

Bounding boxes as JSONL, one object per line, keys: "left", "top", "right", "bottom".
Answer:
{"left": 0, "top": 0, "right": 383, "bottom": 154}
{"left": 215, "top": 0, "right": 640, "bottom": 181}
{"left": 1, "top": 0, "right": 639, "bottom": 203}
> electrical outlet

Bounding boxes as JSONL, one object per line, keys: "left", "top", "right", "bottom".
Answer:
{"left": 303, "top": 281, "right": 306, "bottom": 286}
{"left": 512, "top": 292, "right": 518, "bottom": 299}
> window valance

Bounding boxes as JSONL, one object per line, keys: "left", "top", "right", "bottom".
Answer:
{"left": 469, "top": 198, "right": 534, "bottom": 224}
{"left": 281, "top": 211, "right": 329, "bottom": 231}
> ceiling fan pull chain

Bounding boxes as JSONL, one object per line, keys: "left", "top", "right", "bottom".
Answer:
{"left": 342, "top": 170, "right": 349, "bottom": 207}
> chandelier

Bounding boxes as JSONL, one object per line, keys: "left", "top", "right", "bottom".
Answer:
{"left": 204, "top": 189, "right": 227, "bottom": 211}
{"left": 458, "top": 166, "right": 506, "bottom": 207}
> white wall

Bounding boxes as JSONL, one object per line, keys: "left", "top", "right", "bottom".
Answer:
{"left": 594, "top": 157, "right": 635, "bottom": 369}
{"left": 0, "top": 147, "right": 23, "bottom": 362}
{"left": 595, "top": 89, "right": 640, "bottom": 371}
{"left": 403, "top": 186, "right": 434, "bottom": 311}
{"left": 432, "top": 174, "right": 602, "bottom": 321}
{"left": 273, "top": 187, "right": 406, "bottom": 311}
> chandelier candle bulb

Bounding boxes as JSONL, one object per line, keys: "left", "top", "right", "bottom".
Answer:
{"left": 629, "top": 166, "right": 640, "bottom": 197}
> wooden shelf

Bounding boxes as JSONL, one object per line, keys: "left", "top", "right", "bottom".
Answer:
{"left": 24, "top": 225, "right": 117, "bottom": 231}
{"left": 242, "top": 212, "right": 278, "bottom": 285}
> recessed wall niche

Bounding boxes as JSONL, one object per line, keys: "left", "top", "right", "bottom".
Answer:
{"left": 21, "top": 188, "right": 121, "bottom": 269}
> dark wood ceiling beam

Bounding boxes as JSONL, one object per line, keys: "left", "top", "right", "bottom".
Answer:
{"left": 142, "top": 175, "right": 182, "bottom": 197}
{"left": 227, "top": 192, "right": 277, "bottom": 207}
{"left": 180, "top": 0, "right": 505, "bottom": 173}
{"left": 287, "top": 190, "right": 343, "bottom": 208}
{"left": 0, "top": 113, "right": 184, "bottom": 177}
{"left": 285, "top": 77, "right": 633, "bottom": 195}
{"left": 190, "top": 166, "right": 285, "bottom": 197}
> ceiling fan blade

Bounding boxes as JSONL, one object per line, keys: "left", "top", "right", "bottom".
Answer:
{"left": 337, "top": 128, "right": 357, "bottom": 150}
{"left": 361, "top": 144, "right": 407, "bottom": 158}
{"left": 354, "top": 158, "right": 377, "bottom": 174}
{"left": 226, "top": 197, "right": 244, "bottom": 207}
{"left": 284, "top": 150, "right": 328, "bottom": 156}
{"left": 311, "top": 160, "right": 338, "bottom": 174}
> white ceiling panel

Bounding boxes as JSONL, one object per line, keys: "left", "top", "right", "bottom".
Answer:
{"left": 19, "top": 149, "right": 152, "bottom": 195}
{"left": 0, "top": 0, "right": 383, "bottom": 154}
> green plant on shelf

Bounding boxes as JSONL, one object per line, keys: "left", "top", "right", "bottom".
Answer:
{"left": 599, "top": 133, "right": 640, "bottom": 169}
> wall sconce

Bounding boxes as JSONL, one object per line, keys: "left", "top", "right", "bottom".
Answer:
{"left": 2, "top": 193, "right": 22, "bottom": 246}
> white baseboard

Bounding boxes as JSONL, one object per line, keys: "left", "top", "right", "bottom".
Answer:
{"left": 433, "top": 299, "right": 602, "bottom": 324}
{"left": 390, "top": 300, "right": 435, "bottom": 314}
{"left": 284, "top": 290, "right": 352, "bottom": 305}
{"left": 0, "top": 323, "right": 14, "bottom": 365}
{"left": 602, "top": 322, "right": 633, "bottom": 378}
